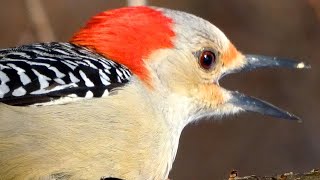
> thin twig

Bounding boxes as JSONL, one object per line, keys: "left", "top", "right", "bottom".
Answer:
{"left": 24, "top": 0, "right": 56, "bottom": 42}
{"left": 225, "top": 169, "right": 320, "bottom": 180}
{"left": 127, "top": 0, "right": 147, "bottom": 6}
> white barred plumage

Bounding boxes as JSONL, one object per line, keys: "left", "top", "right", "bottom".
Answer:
{"left": 0, "top": 42, "right": 131, "bottom": 106}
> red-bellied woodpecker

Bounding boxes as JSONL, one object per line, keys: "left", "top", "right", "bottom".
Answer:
{"left": 0, "top": 6, "right": 310, "bottom": 180}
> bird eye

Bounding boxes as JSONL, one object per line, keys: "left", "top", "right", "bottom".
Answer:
{"left": 199, "top": 50, "right": 216, "bottom": 70}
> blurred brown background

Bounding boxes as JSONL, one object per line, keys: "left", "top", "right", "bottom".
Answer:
{"left": 0, "top": 0, "right": 319, "bottom": 179}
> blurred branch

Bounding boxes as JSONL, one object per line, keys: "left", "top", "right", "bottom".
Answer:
{"left": 127, "top": 0, "right": 147, "bottom": 6}
{"left": 308, "top": 0, "right": 320, "bottom": 21}
{"left": 24, "top": 0, "right": 56, "bottom": 42}
{"left": 227, "top": 169, "right": 320, "bottom": 180}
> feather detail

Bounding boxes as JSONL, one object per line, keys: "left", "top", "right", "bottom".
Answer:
{"left": 71, "top": 6, "right": 175, "bottom": 87}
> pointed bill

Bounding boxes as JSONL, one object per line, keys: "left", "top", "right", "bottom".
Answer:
{"left": 221, "top": 55, "right": 310, "bottom": 122}
{"left": 228, "top": 91, "right": 301, "bottom": 122}
{"left": 227, "top": 54, "right": 311, "bottom": 75}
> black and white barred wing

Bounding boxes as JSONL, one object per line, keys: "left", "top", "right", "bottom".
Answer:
{"left": 0, "top": 42, "right": 132, "bottom": 106}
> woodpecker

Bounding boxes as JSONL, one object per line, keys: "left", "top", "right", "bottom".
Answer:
{"left": 0, "top": 6, "right": 309, "bottom": 180}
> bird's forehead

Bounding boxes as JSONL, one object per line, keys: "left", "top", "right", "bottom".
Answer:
{"left": 158, "top": 7, "right": 230, "bottom": 52}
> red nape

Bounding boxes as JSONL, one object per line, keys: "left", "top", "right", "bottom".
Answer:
{"left": 71, "top": 6, "right": 175, "bottom": 86}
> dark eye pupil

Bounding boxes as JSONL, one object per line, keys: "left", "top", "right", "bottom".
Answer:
{"left": 199, "top": 51, "right": 216, "bottom": 70}
{"left": 203, "top": 54, "right": 213, "bottom": 65}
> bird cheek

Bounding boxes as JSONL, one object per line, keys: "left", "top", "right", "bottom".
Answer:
{"left": 191, "top": 84, "right": 225, "bottom": 108}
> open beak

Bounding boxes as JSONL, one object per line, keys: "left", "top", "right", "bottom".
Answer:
{"left": 226, "top": 54, "right": 310, "bottom": 121}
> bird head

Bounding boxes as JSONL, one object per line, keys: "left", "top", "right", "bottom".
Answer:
{"left": 71, "top": 6, "right": 310, "bottom": 123}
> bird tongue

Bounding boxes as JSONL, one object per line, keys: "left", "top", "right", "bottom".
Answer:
{"left": 224, "top": 54, "right": 310, "bottom": 121}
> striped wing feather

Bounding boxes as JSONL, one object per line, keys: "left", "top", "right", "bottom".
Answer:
{"left": 0, "top": 42, "right": 132, "bottom": 106}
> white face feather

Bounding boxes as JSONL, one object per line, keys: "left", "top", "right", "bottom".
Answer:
{"left": 145, "top": 7, "right": 243, "bottom": 127}
{"left": 147, "top": 7, "right": 301, "bottom": 128}
{"left": 158, "top": 7, "right": 230, "bottom": 54}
